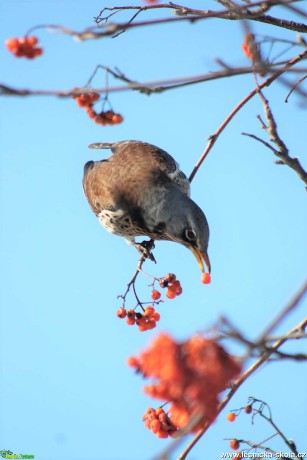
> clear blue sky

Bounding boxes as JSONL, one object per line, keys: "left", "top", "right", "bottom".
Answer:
{"left": 1, "top": 1, "right": 306, "bottom": 459}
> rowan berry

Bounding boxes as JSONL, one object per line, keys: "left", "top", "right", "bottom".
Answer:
{"left": 5, "top": 38, "right": 19, "bottom": 52}
{"left": 166, "top": 289, "right": 176, "bottom": 299}
{"left": 146, "top": 320, "right": 157, "bottom": 330}
{"left": 126, "top": 316, "right": 135, "bottom": 325}
{"left": 152, "top": 311, "right": 160, "bottom": 321}
{"left": 144, "top": 306, "right": 155, "bottom": 318}
{"left": 112, "top": 113, "right": 124, "bottom": 124}
{"left": 150, "top": 419, "right": 162, "bottom": 433}
{"left": 126, "top": 356, "right": 140, "bottom": 368}
{"left": 151, "top": 290, "right": 161, "bottom": 301}
{"left": 165, "top": 273, "right": 176, "bottom": 283}
{"left": 27, "top": 36, "right": 38, "bottom": 46}
{"left": 201, "top": 272, "right": 211, "bottom": 284}
{"left": 156, "top": 429, "right": 168, "bottom": 438}
{"left": 244, "top": 405, "right": 253, "bottom": 414}
{"left": 116, "top": 307, "right": 127, "bottom": 318}
{"left": 230, "top": 439, "right": 240, "bottom": 451}
{"left": 226, "top": 412, "right": 236, "bottom": 422}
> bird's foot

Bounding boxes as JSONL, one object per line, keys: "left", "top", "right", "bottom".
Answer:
{"left": 133, "top": 239, "right": 156, "bottom": 263}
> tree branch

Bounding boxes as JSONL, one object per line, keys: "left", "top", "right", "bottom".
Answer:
{"left": 188, "top": 50, "right": 307, "bottom": 183}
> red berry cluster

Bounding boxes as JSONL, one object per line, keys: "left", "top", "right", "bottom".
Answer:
{"left": 142, "top": 407, "right": 178, "bottom": 439}
{"left": 87, "top": 108, "right": 124, "bottom": 126}
{"left": 117, "top": 306, "right": 160, "bottom": 332}
{"left": 72, "top": 90, "right": 124, "bottom": 126}
{"left": 159, "top": 273, "right": 182, "bottom": 299}
{"left": 129, "top": 333, "right": 241, "bottom": 435}
{"left": 5, "top": 36, "right": 42, "bottom": 59}
{"left": 73, "top": 92, "right": 100, "bottom": 108}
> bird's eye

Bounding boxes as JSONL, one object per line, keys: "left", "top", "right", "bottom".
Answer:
{"left": 185, "top": 229, "right": 196, "bottom": 241}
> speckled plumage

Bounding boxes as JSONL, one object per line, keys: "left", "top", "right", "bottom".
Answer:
{"left": 83, "top": 140, "right": 211, "bottom": 272}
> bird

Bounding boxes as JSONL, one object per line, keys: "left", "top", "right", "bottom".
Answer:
{"left": 83, "top": 140, "right": 211, "bottom": 273}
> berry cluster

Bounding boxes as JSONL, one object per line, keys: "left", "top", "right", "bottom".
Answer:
{"left": 73, "top": 92, "right": 100, "bottom": 108}
{"left": 87, "top": 108, "right": 124, "bottom": 126}
{"left": 142, "top": 407, "right": 178, "bottom": 438}
{"left": 159, "top": 273, "right": 182, "bottom": 299}
{"left": 128, "top": 333, "right": 241, "bottom": 435}
{"left": 72, "top": 90, "right": 123, "bottom": 126}
{"left": 5, "top": 36, "right": 42, "bottom": 59}
{"left": 117, "top": 306, "right": 160, "bottom": 331}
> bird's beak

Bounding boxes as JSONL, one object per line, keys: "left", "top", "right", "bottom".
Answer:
{"left": 191, "top": 247, "right": 211, "bottom": 274}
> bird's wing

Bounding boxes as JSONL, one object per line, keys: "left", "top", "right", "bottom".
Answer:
{"left": 83, "top": 160, "right": 119, "bottom": 215}
{"left": 88, "top": 140, "right": 191, "bottom": 197}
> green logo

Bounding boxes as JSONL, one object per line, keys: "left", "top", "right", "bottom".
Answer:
{"left": 0, "top": 451, "right": 34, "bottom": 459}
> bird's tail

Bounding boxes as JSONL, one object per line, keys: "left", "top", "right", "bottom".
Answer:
{"left": 88, "top": 142, "right": 114, "bottom": 150}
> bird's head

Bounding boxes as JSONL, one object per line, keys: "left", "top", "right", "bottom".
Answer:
{"left": 162, "top": 196, "right": 211, "bottom": 274}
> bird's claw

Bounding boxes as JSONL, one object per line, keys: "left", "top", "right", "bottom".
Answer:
{"left": 133, "top": 239, "right": 156, "bottom": 263}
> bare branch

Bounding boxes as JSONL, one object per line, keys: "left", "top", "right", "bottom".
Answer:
{"left": 2, "top": 60, "right": 306, "bottom": 99}
{"left": 188, "top": 50, "right": 307, "bottom": 183}
{"left": 242, "top": 89, "right": 307, "bottom": 187}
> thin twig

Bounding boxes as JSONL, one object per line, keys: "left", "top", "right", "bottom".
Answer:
{"left": 3, "top": 60, "right": 306, "bottom": 99}
{"left": 188, "top": 50, "right": 307, "bottom": 183}
{"left": 285, "top": 74, "right": 307, "bottom": 102}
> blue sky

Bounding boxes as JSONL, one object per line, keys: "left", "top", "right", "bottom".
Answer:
{"left": 1, "top": 1, "right": 306, "bottom": 459}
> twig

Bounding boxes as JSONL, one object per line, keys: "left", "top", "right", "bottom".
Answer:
{"left": 23, "top": 0, "right": 307, "bottom": 43}
{"left": 188, "top": 50, "right": 307, "bottom": 183}
{"left": 285, "top": 74, "right": 307, "bottom": 102}
{"left": 242, "top": 88, "right": 307, "bottom": 186}
{"left": 248, "top": 397, "right": 299, "bottom": 455}
{"left": 3, "top": 61, "right": 306, "bottom": 99}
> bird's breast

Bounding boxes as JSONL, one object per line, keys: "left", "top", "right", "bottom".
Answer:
{"left": 97, "top": 208, "right": 148, "bottom": 237}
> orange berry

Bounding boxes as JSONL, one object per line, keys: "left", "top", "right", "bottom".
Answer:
{"left": 156, "top": 429, "right": 168, "bottom": 438}
{"left": 27, "top": 36, "right": 38, "bottom": 46}
{"left": 230, "top": 439, "right": 240, "bottom": 451}
{"left": 158, "top": 412, "right": 167, "bottom": 423}
{"left": 201, "top": 272, "right": 211, "bottom": 284}
{"left": 126, "top": 316, "right": 135, "bottom": 326}
{"left": 166, "top": 289, "right": 176, "bottom": 299}
{"left": 152, "top": 311, "right": 160, "bottom": 321}
{"left": 168, "top": 280, "right": 180, "bottom": 291}
{"left": 151, "top": 290, "right": 161, "bottom": 301}
{"left": 155, "top": 407, "right": 164, "bottom": 416}
{"left": 112, "top": 113, "right": 124, "bottom": 124}
{"left": 127, "top": 309, "right": 135, "bottom": 318}
{"left": 150, "top": 419, "right": 162, "bottom": 433}
{"left": 146, "top": 320, "right": 156, "bottom": 330}
{"left": 144, "top": 306, "right": 155, "bottom": 318}
{"left": 126, "top": 356, "right": 139, "bottom": 368}
{"left": 244, "top": 405, "right": 253, "bottom": 414}
{"left": 165, "top": 273, "right": 176, "bottom": 283}
{"left": 5, "top": 37, "right": 20, "bottom": 52}
{"left": 226, "top": 412, "right": 236, "bottom": 422}
{"left": 33, "top": 47, "right": 43, "bottom": 56}
{"left": 86, "top": 108, "right": 97, "bottom": 119}
{"left": 116, "top": 307, "right": 127, "bottom": 319}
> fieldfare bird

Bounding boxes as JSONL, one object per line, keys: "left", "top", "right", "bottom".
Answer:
{"left": 83, "top": 140, "right": 211, "bottom": 273}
